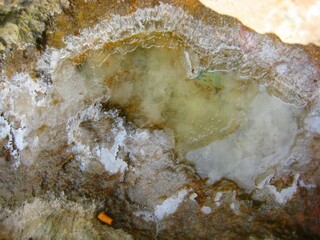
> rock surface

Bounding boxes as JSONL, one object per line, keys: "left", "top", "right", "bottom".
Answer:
{"left": 0, "top": 0, "right": 319, "bottom": 239}
{"left": 200, "top": 0, "right": 320, "bottom": 45}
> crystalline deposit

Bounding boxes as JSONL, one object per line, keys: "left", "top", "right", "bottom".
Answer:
{"left": 154, "top": 189, "right": 189, "bottom": 221}
{"left": 186, "top": 87, "right": 299, "bottom": 190}
{"left": 0, "top": 1, "right": 319, "bottom": 239}
{"left": 0, "top": 1, "right": 319, "bottom": 192}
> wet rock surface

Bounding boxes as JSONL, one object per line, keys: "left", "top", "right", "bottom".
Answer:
{"left": 0, "top": 0, "right": 319, "bottom": 239}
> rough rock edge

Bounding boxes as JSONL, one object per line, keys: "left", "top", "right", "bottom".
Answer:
{"left": 0, "top": 0, "right": 69, "bottom": 61}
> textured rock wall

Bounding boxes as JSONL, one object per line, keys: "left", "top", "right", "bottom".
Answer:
{"left": 0, "top": 0, "right": 319, "bottom": 239}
